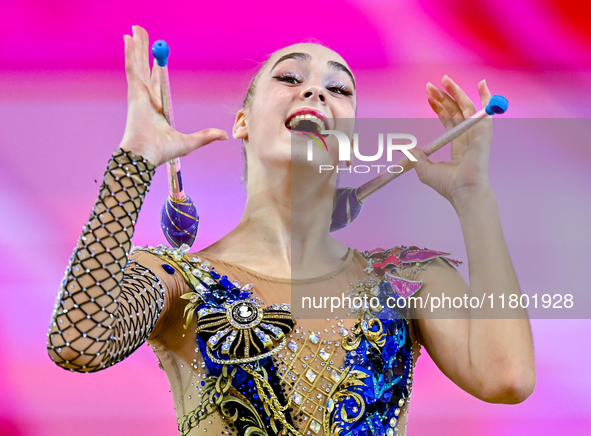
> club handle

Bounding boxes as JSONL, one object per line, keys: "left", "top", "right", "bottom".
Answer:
{"left": 356, "top": 95, "right": 508, "bottom": 202}
{"left": 152, "top": 40, "right": 200, "bottom": 248}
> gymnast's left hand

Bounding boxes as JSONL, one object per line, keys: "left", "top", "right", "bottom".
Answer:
{"left": 409, "top": 75, "right": 494, "bottom": 208}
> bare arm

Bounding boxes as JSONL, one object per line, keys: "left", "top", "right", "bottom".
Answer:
{"left": 413, "top": 188, "right": 535, "bottom": 403}
{"left": 407, "top": 76, "right": 535, "bottom": 403}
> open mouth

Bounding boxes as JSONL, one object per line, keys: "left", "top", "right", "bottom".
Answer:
{"left": 285, "top": 114, "right": 328, "bottom": 137}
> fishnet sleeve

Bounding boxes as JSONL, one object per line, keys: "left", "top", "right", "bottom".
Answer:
{"left": 46, "top": 147, "right": 166, "bottom": 373}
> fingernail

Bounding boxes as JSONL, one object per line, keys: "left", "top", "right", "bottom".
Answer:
{"left": 221, "top": 135, "right": 229, "bottom": 140}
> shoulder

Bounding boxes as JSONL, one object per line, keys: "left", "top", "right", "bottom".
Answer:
{"left": 128, "top": 243, "right": 195, "bottom": 311}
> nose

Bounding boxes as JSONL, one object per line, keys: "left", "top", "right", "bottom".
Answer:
{"left": 300, "top": 84, "right": 326, "bottom": 103}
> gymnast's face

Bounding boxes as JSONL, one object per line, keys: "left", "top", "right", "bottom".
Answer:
{"left": 233, "top": 43, "right": 357, "bottom": 171}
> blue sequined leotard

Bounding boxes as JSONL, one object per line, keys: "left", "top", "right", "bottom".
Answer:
{"left": 133, "top": 243, "right": 462, "bottom": 436}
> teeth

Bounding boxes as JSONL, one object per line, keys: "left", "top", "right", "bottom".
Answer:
{"left": 288, "top": 114, "right": 325, "bottom": 132}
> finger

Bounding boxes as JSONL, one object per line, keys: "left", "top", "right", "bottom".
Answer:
{"left": 150, "top": 59, "right": 163, "bottom": 112}
{"left": 427, "top": 82, "right": 465, "bottom": 122}
{"left": 124, "top": 35, "right": 141, "bottom": 94}
{"left": 183, "top": 128, "right": 229, "bottom": 153}
{"left": 478, "top": 79, "right": 492, "bottom": 110}
{"left": 132, "top": 25, "right": 151, "bottom": 84}
{"left": 427, "top": 82, "right": 464, "bottom": 130}
{"left": 441, "top": 75, "right": 477, "bottom": 118}
{"left": 408, "top": 146, "right": 434, "bottom": 182}
{"left": 427, "top": 95, "right": 461, "bottom": 132}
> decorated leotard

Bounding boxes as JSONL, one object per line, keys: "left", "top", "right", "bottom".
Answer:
{"left": 47, "top": 149, "right": 463, "bottom": 436}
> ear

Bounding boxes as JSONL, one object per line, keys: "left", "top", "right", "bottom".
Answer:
{"left": 233, "top": 109, "right": 248, "bottom": 141}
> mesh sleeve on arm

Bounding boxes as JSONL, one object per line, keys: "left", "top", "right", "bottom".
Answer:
{"left": 46, "top": 148, "right": 165, "bottom": 373}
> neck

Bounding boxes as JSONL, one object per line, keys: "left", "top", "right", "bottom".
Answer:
{"left": 203, "top": 158, "right": 349, "bottom": 278}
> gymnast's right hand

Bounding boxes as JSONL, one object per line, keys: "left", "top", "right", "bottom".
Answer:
{"left": 120, "top": 25, "right": 228, "bottom": 167}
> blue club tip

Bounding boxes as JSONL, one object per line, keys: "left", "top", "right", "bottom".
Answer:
{"left": 151, "top": 40, "right": 170, "bottom": 67}
{"left": 486, "top": 94, "right": 508, "bottom": 115}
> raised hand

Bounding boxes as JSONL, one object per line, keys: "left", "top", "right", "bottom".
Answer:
{"left": 120, "top": 25, "right": 228, "bottom": 166}
{"left": 409, "top": 75, "right": 494, "bottom": 207}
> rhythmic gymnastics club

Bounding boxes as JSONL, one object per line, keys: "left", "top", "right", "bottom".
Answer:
{"left": 329, "top": 95, "right": 508, "bottom": 232}
{"left": 152, "top": 40, "right": 199, "bottom": 248}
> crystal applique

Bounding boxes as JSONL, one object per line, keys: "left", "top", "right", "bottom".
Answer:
{"left": 361, "top": 320, "right": 369, "bottom": 332}
{"left": 261, "top": 322, "right": 285, "bottom": 340}
{"left": 253, "top": 327, "right": 272, "bottom": 348}
{"left": 161, "top": 264, "right": 175, "bottom": 275}
{"left": 306, "top": 369, "right": 317, "bottom": 382}
{"left": 207, "top": 327, "right": 231, "bottom": 347}
{"left": 292, "top": 392, "right": 303, "bottom": 406}
{"left": 288, "top": 340, "right": 299, "bottom": 352}
{"left": 198, "top": 307, "right": 225, "bottom": 317}
{"left": 309, "top": 420, "right": 321, "bottom": 434}
{"left": 309, "top": 332, "right": 320, "bottom": 344}
{"left": 319, "top": 348, "right": 330, "bottom": 361}
{"left": 221, "top": 330, "right": 238, "bottom": 354}
{"left": 219, "top": 276, "right": 235, "bottom": 289}
{"left": 327, "top": 398, "right": 335, "bottom": 412}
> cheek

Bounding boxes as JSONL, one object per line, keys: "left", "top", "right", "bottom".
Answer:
{"left": 334, "top": 99, "right": 356, "bottom": 119}
{"left": 249, "top": 91, "right": 292, "bottom": 134}
{"left": 253, "top": 84, "right": 294, "bottom": 111}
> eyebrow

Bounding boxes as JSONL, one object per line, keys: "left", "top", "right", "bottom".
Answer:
{"left": 269, "top": 52, "right": 356, "bottom": 88}
{"left": 327, "top": 60, "right": 356, "bottom": 88}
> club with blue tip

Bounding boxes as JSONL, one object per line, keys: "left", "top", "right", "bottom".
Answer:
{"left": 330, "top": 95, "right": 509, "bottom": 232}
{"left": 152, "top": 40, "right": 199, "bottom": 248}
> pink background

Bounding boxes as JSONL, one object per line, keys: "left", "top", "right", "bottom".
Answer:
{"left": 1, "top": 0, "right": 590, "bottom": 435}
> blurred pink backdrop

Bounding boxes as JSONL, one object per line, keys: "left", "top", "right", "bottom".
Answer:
{"left": 1, "top": 0, "right": 590, "bottom": 435}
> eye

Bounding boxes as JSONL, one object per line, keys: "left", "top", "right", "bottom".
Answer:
{"left": 326, "top": 83, "right": 353, "bottom": 96}
{"left": 273, "top": 72, "right": 303, "bottom": 85}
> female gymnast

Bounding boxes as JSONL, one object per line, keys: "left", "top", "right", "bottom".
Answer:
{"left": 47, "top": 25, "right": 536, "bottom": 435}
